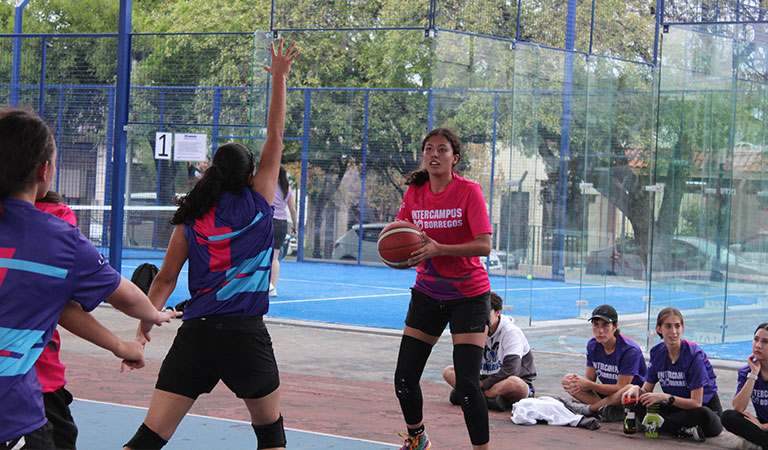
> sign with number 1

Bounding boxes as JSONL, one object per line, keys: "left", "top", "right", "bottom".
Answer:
{"left": 155, "top": 132, "right": 171, "bottom": 160}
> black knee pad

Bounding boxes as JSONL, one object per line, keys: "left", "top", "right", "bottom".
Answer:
{"left": 394, "top": 335, "right": 433, "bottom": 400}
{"left": 124, "top": 423, "right": 167, "bottom": 450}
{"left": 252, "top": 415, "right": 286, "bottom": 449}
{"left": 453, "top": 344, "right": 489, "bottom": 446}
{"left": 394, "top": 335, "right": 433, "bottom": 425}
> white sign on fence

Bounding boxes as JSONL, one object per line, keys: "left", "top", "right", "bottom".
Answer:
{"left": 154, "top": 132, "right": 172, "bottom": 160}
{"left": 173, "top": 133, "right": 208, "bottom": 162}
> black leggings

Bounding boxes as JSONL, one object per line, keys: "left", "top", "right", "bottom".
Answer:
{"left": 636, "top": 394, "right": 723, "bottom": 437}
{"left": 722, "top": 409, "right": 768, "bottom": 449}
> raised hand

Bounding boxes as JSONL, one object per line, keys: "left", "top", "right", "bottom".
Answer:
{"left": 263, "top": 37, "right": 299, "bottom": 78}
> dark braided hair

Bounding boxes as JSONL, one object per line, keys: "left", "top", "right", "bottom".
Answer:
{"left": 171, "top": 143, "right": 255, "bottom": 224}
{"left": 0, "top": 110, "right": 56, "bottom": 203}
{"left": 277, "top": 165, "right": 289, "bottom": 201}
{"left": 405, "top": 128, "right": 462, "bottom": 186}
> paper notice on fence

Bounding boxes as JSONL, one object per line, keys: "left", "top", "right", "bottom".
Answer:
{"left": 173, "top": 133, "right": 208, "bottom": 161}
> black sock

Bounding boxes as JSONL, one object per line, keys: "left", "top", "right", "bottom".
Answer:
{"left": 408, "top": 424, "right": 425, "bottom": 437}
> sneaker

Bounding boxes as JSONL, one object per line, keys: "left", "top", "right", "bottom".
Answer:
{"left": 555, "top": 397, "right": 585, "bottom": 415}
{"left": 597, "top": 405, "right": 624, "bottom": 422}
{"left": 486, "top": 395, "right": 511, "bottom": 412}
{"left": 398, "top": 431, "right": 431, "bottom": 450}
{"left": 269, "top": 284, "right": 277, "bottom": 297}
{"left": 735, "top": 436, "right": 761, "bottom": 450}
{"left": 449, "top": 388, "right": 461, "bottom": 406}
{"left": 677, "top": 425, "right": 706, "bottom": 443}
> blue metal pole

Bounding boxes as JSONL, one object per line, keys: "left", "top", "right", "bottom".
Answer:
{"left": 488, "top": 93, "right": 498, "bottom": 260}
{"left": 653, "top": 0, "right": 663, "bottom": 67}
{"left": 38, "top": 36, "right": 47, "bottom": 116}
{"left": 554, "top": 0, "right": 578, "bottom": 281}
{"left": 153, "top": 88, "right": 166, "bottom": 250}
{"left": 11, "top": 0, "right": 32, "bottom": 107}
{"left": 103, "top": 86, "right": 115, "bottom": 248}
{"left": 297, "top": 89, "right": 311, "bottom": 262}
{"left": 211, "top": 87, "right": 222, "bottom": 154}
{"left": 109, "top": 0, "right": 133, "bottom": 273}
{"left": 427, "top": 90, "right": 434, "bottom": 131}
{"left": 356, "top": 91, "right": 370, "bottom": 264}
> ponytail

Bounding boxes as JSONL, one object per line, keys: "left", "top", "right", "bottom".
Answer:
{"left": 172, "top": 165, "right": 224, "bottom": 224}
{"left": 170, "top": 143, "right": 254, "bottom": 224}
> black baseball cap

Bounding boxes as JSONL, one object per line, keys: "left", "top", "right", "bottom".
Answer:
{"left": 589, "top": 304, "right": 618, "bottom": 324}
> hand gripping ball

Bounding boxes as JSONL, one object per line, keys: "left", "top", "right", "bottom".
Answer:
{"left": 377, "top": 221, "right": 424, "bottom": 269}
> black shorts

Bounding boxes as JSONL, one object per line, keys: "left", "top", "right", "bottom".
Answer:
{"left": 273, "top": 219, "right": 287, "bottom": 249}
{"left": 404, "top": 289, "right": 490, "bottom": 337}
{"left": 156, "top": 315, "right": 280, "bottom": 400}
{"left": 43, "top": 386, "right": 78, "bottom": 449}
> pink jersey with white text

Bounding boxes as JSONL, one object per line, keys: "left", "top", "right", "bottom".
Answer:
{"left": 397, "top": 173, "right": 491, "bottom": 299}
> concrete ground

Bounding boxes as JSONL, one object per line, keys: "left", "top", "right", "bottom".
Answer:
{"left": 59, "top": 307, "right": 753, "bottom": 449}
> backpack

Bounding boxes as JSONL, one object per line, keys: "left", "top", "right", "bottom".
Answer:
{"left": 130, "top": 263, "right": 159, "bottom": 295}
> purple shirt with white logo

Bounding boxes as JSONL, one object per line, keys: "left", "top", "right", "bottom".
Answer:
{"left": 0, "top": 199, "right": 121, "bottom": 443}
{"left": 586, "top": 334, "right": 647, "bottom": 386}
{"left": 646, "top": 339, "right": 717, "bottom": 403}
{"left": 182, "top": 187, "right": 274, "bottom": 320}
{"left": 736, "top": 365, "right": 768, "bottom": 423}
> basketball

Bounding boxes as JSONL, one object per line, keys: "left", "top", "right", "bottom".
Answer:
{"left": 377, "top": 221, "right": 424, "bottom": 269}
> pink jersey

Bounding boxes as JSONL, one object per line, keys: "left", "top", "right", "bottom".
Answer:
{"left": 33, "top": 201, "right": 77, "bottom": 393}
{"left": 397, "top": 173, "right": 491, "bottom": 299}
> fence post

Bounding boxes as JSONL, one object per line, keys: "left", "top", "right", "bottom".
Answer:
{"left": 109, "top": 0, "right": 133, "bottom": 272}
{"left": 39, "top": 37, "right": 47, "bottom": 116}
{"left": 297, "top": 89, "right": 311, "bottom": 262}
{"left": 553, "top": 0, "right": 578, "bottom": 281}
{"left": 11, "top": 0, "right": 31, "bottom": 107}
{"left": 355, "top": 91, "right": 371, "bottom": 264}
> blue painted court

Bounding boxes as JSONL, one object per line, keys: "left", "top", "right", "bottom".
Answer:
{"left": 114, "top": 249, "right": 762, "bottom": 361}
{"left": 71, "top": 399, "right": 397, "bottom": 449}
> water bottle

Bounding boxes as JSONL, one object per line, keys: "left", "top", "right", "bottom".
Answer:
{"left": 644, "top": 404, "right": 662, "bottom": 438}
{"left": 623, "top": 394, "right": 637, "bottom": 434}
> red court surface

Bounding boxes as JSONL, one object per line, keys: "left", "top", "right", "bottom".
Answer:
{"left": 60, "top": 307, "right": 748, "bottom": 449}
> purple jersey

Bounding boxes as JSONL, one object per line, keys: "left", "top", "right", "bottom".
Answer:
{"left": 586, "top": 334, "right": 647, "bottom": 386}
{"left": 182, "top": 187, "right": 274, "bottom": 320}
{"left": 646, "top": 339, "right": 717, "bottom": 403}
{"left": 0, "top": 198, "right": 120, "bottom": 443}
{"left": 736, "top": 365, "right": 768, "bottom": 423}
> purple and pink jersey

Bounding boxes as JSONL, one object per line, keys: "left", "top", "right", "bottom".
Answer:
{"left": 646, "top": 339, "right": 718, "bottom": 403}
{"left": 181, "top": 187, "right": 274, "bottom": 320}
{"left": 736, "top": 365, "right": 768, "bottom": 423}
{"left": 0, "top": 198, "right": 120, "bottom": 443}
{"left": 586, "top": 335, "right": 647, "bottom": 386}
{"left": 397, "top": 173, "right": 491, "bottom": 300}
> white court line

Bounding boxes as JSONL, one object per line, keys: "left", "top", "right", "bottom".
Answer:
{"left": 501, "top": 285, "right": 617, "bottom": 291}
{"left": 281, "top": 277, "right": 409, "bottom": 292}
{"left": 74, "top": 398, "right": 398, "bottom": 447}
{"left": 271, "top": 292, "right": 410, "bottom": 304}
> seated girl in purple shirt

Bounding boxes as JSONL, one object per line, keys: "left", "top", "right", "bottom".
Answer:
{"left": 721, "top": 323, "right": 768, "bottom": 449}
{"left": 561, "top": 304, "right": 646, "bottom": 421}
{"left": 621, "top": 307, "right": 722, "bottom": 442}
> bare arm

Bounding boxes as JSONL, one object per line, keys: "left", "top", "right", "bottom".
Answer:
{"left": 136, "top": 225, "right": 188, "bottom": 343}
{"left": 287, "top": 191, "right": 298, "bottom": 232}
{"left": 106, "top": 277, "right": 179, "bottom": 325}
{"left": 250, "top": 38, "right": 299, "bottom": 203}
{"left": 58, "top": 301, "right": 145, "bottom": 369}
{"left": 733, "top": 356, "right": 761, "bottom": 412}
{"left": 146, "top": 225, "right": 188, "bottom": 310}
{"left": 581, "top": 374, "right": 635, "bottom": 396}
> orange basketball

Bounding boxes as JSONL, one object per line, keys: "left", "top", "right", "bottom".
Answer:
{"left": 377, "top": 221, "right": 424, "bottom": 269}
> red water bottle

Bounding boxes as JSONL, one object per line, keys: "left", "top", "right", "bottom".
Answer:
{"left": 623, "top": 394, "right": 637, "bottom": 434}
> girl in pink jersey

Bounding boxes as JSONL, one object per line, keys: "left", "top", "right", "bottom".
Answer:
{"left": 394, "top": 128, "right": 492, "bottom": 450}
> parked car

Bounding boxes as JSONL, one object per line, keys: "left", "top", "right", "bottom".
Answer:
{"left": 331, "top": 222, "right": 502, "bottom": 270}
{"left": 730, "top": 231, "right": 768, "bottom": 263}
{"left": 586, "top": 235, "right": 768, "bottom": 282}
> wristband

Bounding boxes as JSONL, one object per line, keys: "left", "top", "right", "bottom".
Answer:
{"left": 748, "top": 373, "right": 759, "bottom": 381}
